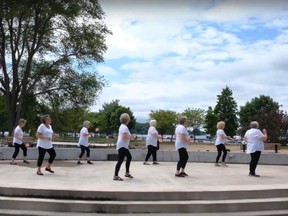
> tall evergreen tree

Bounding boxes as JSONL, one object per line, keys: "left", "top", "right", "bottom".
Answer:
{"left": 214, "top": 86, "right": 238, "bottom": 136}
{"left": 204, "top": 106, "right": 219, "bottom": 138}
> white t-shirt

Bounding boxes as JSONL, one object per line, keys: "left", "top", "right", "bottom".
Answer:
{"left": 244, "top": 128, "right": 265, "bottom": 154}
{"left": 36, "top": 124, "right": 54, "bottom": 149}
{"left": 13, "top": 126, "right": 23, "bottom": 145}
{"left": 146, "top": 126, "right": 158, "bottom": 147}
{"left": 215, "top": 129, "right": 227, "bottom": 145}
{"left": 175, "top": 125, "right": 189, "bottom": 150}
{"left": 78, "top": 127, "right": 89, "bottom": 147}
{"left": 116, "top": 124, "right": 131, "bottom": 150}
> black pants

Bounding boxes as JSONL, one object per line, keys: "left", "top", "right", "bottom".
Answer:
{"left": 12, "top": 143, "right": 27, "bottom": 159}
{"left": 144, "top": 145, "right": 157, "bottom": 162}
{"left": 114, "top": 147, "right": 132, "bottom": 176}
{"left": 216, "top": 144, "right": 227, "bottom": 163}
{"left": 177, "top": 148, "right": 189, "bottom": 171}
{"left": 250, "top": 151, "right": 261, "bottom": 175}
{"left": 37, "top": 147, "right": 56, "bottom": 167}
{"left": 79, "top": 145, "right": 90, "bottom": 158}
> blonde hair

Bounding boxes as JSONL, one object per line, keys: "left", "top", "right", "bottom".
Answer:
{"left": 18, "top": 119, "right": 27, "bottom": 124}
{"left": 120, "top": 113, "right": 130, "bottom": 124}
{"left": 83, "top": 120, "right": 90, "bottom": 127}
{"left": 149, "top": 119, "right": 157, "bottom": 126}
{"left": 217, "top": 121, "right": 225, "bottom": 129}
{"left": 250, "top": 121, "right": 259, "bottom": 128}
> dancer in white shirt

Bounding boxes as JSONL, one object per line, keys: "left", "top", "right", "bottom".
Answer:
{"left": 11, "top": 119, "right": 29, "bottom": 165}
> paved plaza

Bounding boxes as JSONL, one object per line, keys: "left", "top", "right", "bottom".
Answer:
{"left": 0, "top": 160, "right": 287, "bottom": 215}
{"left": 0, "top": 160, "right": 287, "bottom": 192}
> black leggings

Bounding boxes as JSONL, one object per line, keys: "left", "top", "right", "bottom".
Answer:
{"left": 250, "top": 151, "right": 261, "bottom": 175}
{"left": 37, "top": 147, "right": 56, "bottom": 167}
{"left": 177, "top": 148, "right": 189, "bottom": 171}
{"left": 79, "top": 145, "right": 90, "bottom": 158}
{"left": 216, "top": 144, "right": 227, "bottom": 163}
{"left": 12, "top": 143, "right": 27, "bottom": 159}
{"left": 144, "top": 145, "right": 157, "bottom": 162}
{"left": 114, "top": 147, "right": 132, "bottom": 176}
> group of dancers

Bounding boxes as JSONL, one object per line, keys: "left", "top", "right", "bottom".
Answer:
{"left": 9, "top": 113, "right": 268, "bottom": 179}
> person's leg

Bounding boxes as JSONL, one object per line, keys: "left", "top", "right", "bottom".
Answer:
{"left": 152, "top": 146, "right": 158, "bottom": 164}
{"left": 176, "top": 148, "right": 185, "bottom": 176}
{"left": 144, "top": 145, "right": 153, "bottom": 164}
{"left": 253, "top": 151, "right": 261, "bottom": 174}
{"left": 220, "top": 144, "right": 228, "bottom": 166}
{"left": 215, "top": 144, "right": 222, "bottom": 166}
{"left": 249, "top": 152, "right": 258, "bottom": 175}
{"left": 37, "top": 147, "right": 46, "bottom": 174}
{"left": 125, "top": 149, "right": 132, "bottom": 177}
{"left": 86, "top": 147, "right": 93, "bottom": 164}
{"left": 114, "top": 147, "right": 125, "bottom": 178}
{"left": 11, "top": 144, "right": 20, "bottom": 164}
{"left": 20, "top": 143, "right": 29, "bottom": 163}
{"left": 45, "top": 148, "right": 56, "bottom": 173}
{"left": 180, "top": 148, "right": 189, "bottom": 172}
{"left": 78, "top": 145, "right": 85, "bottom": 164}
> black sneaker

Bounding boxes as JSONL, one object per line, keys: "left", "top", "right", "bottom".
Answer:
{"left": 23, "top": 160, "right": 30, "bottom": 164}
{"left": 249, "top": 173, "right": 260, "bottom": 177}
{"left": 180, "top": 172, "right": 188, "bottom": 176}
{"left": 87, "top": 161, "right": 93, "bottom": 164}
{"left": 153, "top": 162, "right": 159, "bottom": 165}
{"left": 77, "top": 161, "right": 83, "bottom": 165}
{"left": 175, "top": 173, "right": 185, "bottom": 177}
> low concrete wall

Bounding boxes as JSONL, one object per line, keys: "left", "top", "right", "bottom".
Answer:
{"left": 0, "top": 147, "right": 287, "bottom": 165}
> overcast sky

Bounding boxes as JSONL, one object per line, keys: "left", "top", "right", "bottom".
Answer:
{"left": 93, "top": 0, "right": 288, "bottom": 122}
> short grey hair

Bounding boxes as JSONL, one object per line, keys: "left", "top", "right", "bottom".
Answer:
{"left": 149, "top": 119, "right": 157, "bottom": 126}
{"left": 250, "top": 121, "right": 259, "bottom": 128}
{"left": 83, "top": 120, "right": 90, "bottom": 127}
{"left": 120, "top": 113, "right": 130, "bottom": 124}
{"left": 179, "top": 116, "right": 187, "bottom": 125}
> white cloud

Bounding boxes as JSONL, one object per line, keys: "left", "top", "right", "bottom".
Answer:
{"left": 94, "top": 0, "right": 288, "bottom": 122}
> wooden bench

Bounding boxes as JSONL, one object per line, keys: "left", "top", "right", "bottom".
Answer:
{"left": 240, "top": 143, "right": 281, "bottom": 153}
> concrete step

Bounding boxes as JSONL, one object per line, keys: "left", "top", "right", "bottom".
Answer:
{"left": 1, "top": 209, "right": 288, "bottom": 216}
{"left": 0, "top": 196, "right": 288, "bottom": 213}
{"left": 1, "top": 187, "right": 288, "bottom": 201}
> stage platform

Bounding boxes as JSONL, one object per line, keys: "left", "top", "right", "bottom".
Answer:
{"left": 0, "top": 161, "right": 287, "bottom": 215}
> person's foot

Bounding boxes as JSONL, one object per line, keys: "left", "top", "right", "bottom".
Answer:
{"left": 175, "top": 173, "right": 185, "bottom": 177}
{"left": 249, "top": 173, "right": 260, "bottom": 177}
{"left": 45, "top": 167, "right": 55, "bottom": 173}
{"left": 180, "top": 172, "right": 188, "bottom": 176}
{"left": 153, "top": 162, "right": 159, "bottom": 165}
{"left": 77, "top": 161, "right": 83, "bottom": 165}
{"left": 143, "top": 162, "right": 150, "bottom": 165}
{"left": 23, "top": 160, "right": 30, "bottom": 164}
{"left": 125, "top": 173, "right": 134, "bottom": 179}
{"left": 37, "top": 171, "right": 43, "bottom": 176}
{"left": 113, "top": 176, "right": 124, "bottom": 181}
{"left": 214, "top": 163, "right": 221, "bottom": 167}
{"left": 221, "top": 162, "right": 228, "bottom": 167}
{"left": 10, "top": 162, "right": 17, "bottom": 165}
{"left": 87, "top": 161, "right": 93, "bottom": 164}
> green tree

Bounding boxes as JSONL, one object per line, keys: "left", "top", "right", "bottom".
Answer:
{"left": 204, "top": 106, "right": 219, "bottom": 138}
{"left": 0, "top": 0, "right": 111, "bottom": 134}
{"left": 214, "top": 86, "right": 238, "bottom": 136}
{"left": 239, "top": 95, "right": 287, "bottom": 142}
{"left": 182, "top": 107, "right": 205, "bottom": 142}
{"left": 149, "top": 109, "right": 178, "bottom": 140}
{"left": 134, "top": 122, "right": 149, "bottom": 135}
{"left": 98, "top": 100, "right": 136, "bottom": 135}
{"left": 0, "top": 94, "right": 8, "bottom": 134}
